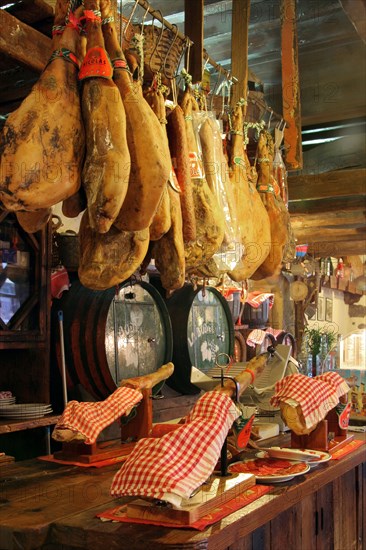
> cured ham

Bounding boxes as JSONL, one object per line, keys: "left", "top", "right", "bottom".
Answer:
{"left": 80, "top": 1, "right": 130, "bottom": 233}
{"left": 166, "top": 105, "right": 196, "bottom": 243}
{"left": 101, "top": 2, "right": 171, "bottom": 231}
{"left": 251, "top": 130, "right": 290, "bottom": 280}
{"left": 227, "top": 105, "right": 271, "bottom": 282}
{"left": 179, "top": 91, "right": 224, "bottom": 271}
{"left": 78, "top": 210, "right": 149, "bottom": 290}
{"left": 143, "top": 87, "right": 171, "bottom": 241}
{"left": 0, "top": 2, "right": 85, "bottom": 211}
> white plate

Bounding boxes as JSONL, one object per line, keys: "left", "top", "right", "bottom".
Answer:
{"left": 0, "top": 403, "right": 51, "bottom": 411}
{"left": 306, "top": 452, "right": 332, "bottom": 468}
{"left": 229, "top": 459, "right": 310, "bottom": 483}
{"left": 257, "top": 447, "right": 324, "bottom": 462}
{"left": 0, "top": 411, "right": 53, "bottom": 419}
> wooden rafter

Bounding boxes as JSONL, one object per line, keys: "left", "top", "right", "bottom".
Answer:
{"left": 280, "top": 0, "right": 303, "bottom": 170}
{"left": 230, "top": 0, "right": 250, "bottom": 107}
{"left": 184, "top": 0, "right": 203, "bottom": 84}
{"left": 0, "top": 9, "right": 51, "bottom": 73}
{"left": 339, "top": 0, "right": 366, "bottom": 44}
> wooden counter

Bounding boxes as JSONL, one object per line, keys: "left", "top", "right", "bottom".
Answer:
{"left": 0, "top": 433, "right": 364, "bottom": 550}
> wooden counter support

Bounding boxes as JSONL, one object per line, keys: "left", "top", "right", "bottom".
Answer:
{"left": 0, "top": 433, "right": 364, "bottom": 549}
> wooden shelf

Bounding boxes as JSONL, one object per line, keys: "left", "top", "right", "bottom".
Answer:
{"left": 0, "top": 414, "right": 60, "bottom": 434}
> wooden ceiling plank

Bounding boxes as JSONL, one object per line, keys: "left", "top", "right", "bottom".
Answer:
{"left": 280, "top": 0, "right": 303, "bottom": 170}
{"left": 288, "top": 196, "right": 366, "bottom": 215}
{"left": 294, "top": 227, "right": 366, "bottom": 242}
{"left": 6, "top": 0, "right": 53, "bottom": 26}
{"left": 288, "top": 169, "right": 366, "bottom": 201}
{"left": 339, "top": 0, "right": 366, "bottom": 44}
{"left": 291, "top": 210, "right": 366, "bottom": 230}
{"left": 0, "top": 9, "right": 51, "bottom": 72}
{"left": 307, "top": 240, "right": 366, "bottom": 257}
{"left": 230, "top": 0, "right": 250, "bottom": 107}
{"left": 184, "top": 0, "right": 204, "bottom": 84}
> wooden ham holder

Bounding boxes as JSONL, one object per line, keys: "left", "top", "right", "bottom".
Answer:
{"left": 291, "top": 404, "right": 353, "bottom": 452}
{"left": 126, "top": 473, "right": 256, "bottom": 526}
{"left": 54, "top": 388, "right": 153, "bottom": 463}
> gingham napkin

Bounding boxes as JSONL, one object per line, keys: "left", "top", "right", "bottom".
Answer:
{"left": 246, "top": 328, "right": 283, "bottom": 348}
{"left": 270, "top": 372, "right": 349, "bottom": 430}
{"left": 110, "top": 391, "right": 240, "bottom": 507}
{"left": 52, "top": 387, "right": 143, "bottom": 444}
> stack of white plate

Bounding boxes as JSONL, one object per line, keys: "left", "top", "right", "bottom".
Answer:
{"left": 0, "top": 396, "right": 16, "bottom": 406}
{"left": 0, "top": 403, "right": 53, "bottom": 419}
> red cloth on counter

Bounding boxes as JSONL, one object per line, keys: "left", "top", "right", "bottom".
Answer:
{"left": 110, "top": 391, "right": 240, "bottom": 507}
{"left": 97, "top": 485, "right": 271, "bottom": 530}
{"left": 270, "top": 372, "right": 349, "bottom": 430}
{"left": 52, "top": 387, "right": 143, "bottom": 444}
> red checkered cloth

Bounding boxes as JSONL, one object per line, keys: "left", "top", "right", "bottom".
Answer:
{"left": 270, "top": 373, "right": 350, "bottom": 430}
{"left": 110, "top": 391, "right": 240, "bottom": 507}
{"left": 246, "top": 328, "right": 283, "bottom": 348}
{"left": 52, "top": 387, "right": 143, "bottom": 445}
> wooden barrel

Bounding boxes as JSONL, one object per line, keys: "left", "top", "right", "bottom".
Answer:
{"left": 152, "top": 281, "right": 235, "bottom": 395}
{"left": 52, "top": 279, "right": 173, "bottom": 400}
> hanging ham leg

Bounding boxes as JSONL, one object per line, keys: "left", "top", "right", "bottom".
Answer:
{"left": 251, "top": 130, "right": 290, "bottom": 280}
{"left": 180, "top": 91, "right": 225, "bottom": 272}
{"left": 100, "top": 2, "right": 171, "bottom": 231}
{"left": 143, "top": 87, "right": 171, "bottom": 241}
{"left": 80, "top": 0, "right": 130, "bottom": 233}
{"left": 227, "top": 105, "right": 271, "bottom": 282}
{"left": 0, "top": 1, "right": 85, "bottom": 211}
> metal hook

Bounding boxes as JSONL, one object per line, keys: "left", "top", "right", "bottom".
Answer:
{"left": 148, "top": 11, "right": 165, "bottom": 75}
{"left": 162, "top": 23, "right": 179, "bottom": 79}
{"left": 123, "top": 0, "right": 139, "bottom": 41}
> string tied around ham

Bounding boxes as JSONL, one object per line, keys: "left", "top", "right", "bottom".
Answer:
{"left": 257, "top": 183, "right": 275, "bottom": 194}
{"left": 80, "top": 9, "right": 102, "bottom": 23}
{"left": 102, "top": 15, "right": 114, "bottom": 25}
{"left": 45, "top": 48, "right": 81, "bottom": 71}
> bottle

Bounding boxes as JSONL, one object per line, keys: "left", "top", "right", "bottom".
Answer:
{"left": 336, "top": 258, "right": 344, "bottom": 279}
{"left": 326, "top": 257, "right": 333, "bottom": 276}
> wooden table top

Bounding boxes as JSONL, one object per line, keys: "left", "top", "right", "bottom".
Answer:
{"left": 0, "top": 433, "right": 364, "bottom": 550}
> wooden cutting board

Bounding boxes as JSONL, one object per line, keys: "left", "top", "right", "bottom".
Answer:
{"left": 126, "top": 472, "right": 255, "bottom": 525}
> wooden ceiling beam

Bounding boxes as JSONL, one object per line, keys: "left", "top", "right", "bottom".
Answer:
{"left": 291, "top": 210, "right": 366, "bottom": 230}
{"left": 230, "top": 0, "right": 250, "bottom": 106}
{"left": 0, "top": 9, "right": 51, "bottom": 73}
{"left": 184, "top": 0, "right": 203, "bottom": 84}
{"left": 280, "top": 0, "right": 303, "bottom": 170}
{"left": 339, "top": 0, "right": 366, "bottom": 44}
{"left": 6, "top": 0, "right": 53, "bottom": 27}
{"left": 288, "top": 168, "right": 366, "bottom": 202}
{"left": 289, "top": 196, "right": 366, "bottom": 215}
{"left": 306, "top": 240, "right": 366, "bottom": 258}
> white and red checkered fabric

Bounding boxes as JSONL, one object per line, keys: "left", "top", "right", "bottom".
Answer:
{"left": 110, "top": 391, "right": 240, "bottom": 506}
{"left": 270, "top": 373, "right": 350, "bottom": 430}
{"left": 316, "top": 371, "right": 350, "bottom": 398}
{"left": 53, "top": 387, "right": 142, "bottom": 444}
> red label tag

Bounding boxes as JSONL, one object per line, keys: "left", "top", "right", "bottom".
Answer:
{"left": 168, "top": 166, "right": 181, "bottom": 192}
{"left": 338, "top": 402, "right": 351, "bottom": 429}
{"left": 79, "top": 46, "right": 113, "bottom": 80}
{"left": 236, "top": 414, "right": 255, "bottom": 449}
{"left": 188, "top": 151, "right": 205, "bottom": 179}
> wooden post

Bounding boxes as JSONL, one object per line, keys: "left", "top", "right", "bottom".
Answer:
{"left": 231, "top": 0, "right": 251, "bottom": 108}
{"left": 184, "top": 0, "right": 203, "bottom": 84}
{"left": 280, "top": 0, "right": 303, "bottom": 170}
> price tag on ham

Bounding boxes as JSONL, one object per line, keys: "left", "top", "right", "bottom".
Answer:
{"left": 79, "top": 46, "right": 113, "bottom": 80}
{"left": 188, "top": 152, "right": 205, "bottom": 179}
